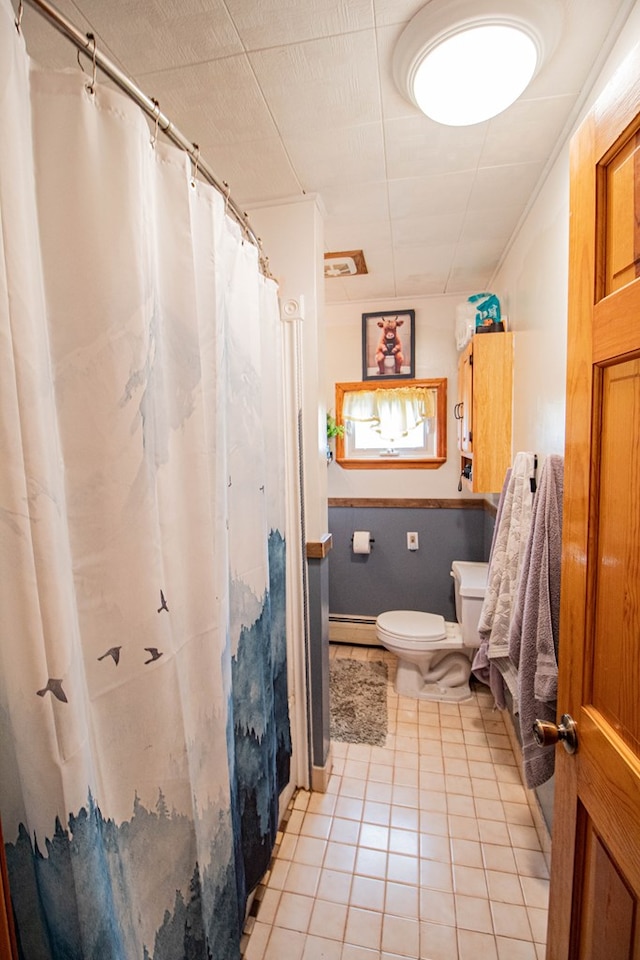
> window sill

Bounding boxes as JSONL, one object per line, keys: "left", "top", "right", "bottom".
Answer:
{"left": 335, "top": 456, "right": 447, "bottom": 470}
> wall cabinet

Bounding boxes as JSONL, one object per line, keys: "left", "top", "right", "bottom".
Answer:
{"left": 455, "top": 332, "right": 513, "bottom": 493}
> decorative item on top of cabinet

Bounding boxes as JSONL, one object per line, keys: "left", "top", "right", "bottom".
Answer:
{"left": 454, "top": 332, "right": 513, "bottom": 493}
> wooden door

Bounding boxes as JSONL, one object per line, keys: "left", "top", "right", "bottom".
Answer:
{"left": 547, "top": 47, "right": 640, "bottom": 960}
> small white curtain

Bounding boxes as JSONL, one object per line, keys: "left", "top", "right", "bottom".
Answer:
{"left": 343, "top": 385, "right": 435, "bottom": 441}
{"left": 0, "top": 3, "right": 291, "bottom": 957}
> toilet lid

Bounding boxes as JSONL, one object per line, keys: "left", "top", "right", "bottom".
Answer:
{"left": 377, "top": 610, "right": 446, "bottom": 642}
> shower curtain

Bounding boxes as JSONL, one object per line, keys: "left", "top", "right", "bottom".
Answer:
{"left": 0, "top": 3, "right": 292, "bottom": 958}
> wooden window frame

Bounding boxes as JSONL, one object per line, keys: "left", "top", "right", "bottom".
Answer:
{"left": 334, "top": 378, "right": 447, "bottom": 470}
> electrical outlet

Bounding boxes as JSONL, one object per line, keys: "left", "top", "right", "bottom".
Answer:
{"left": 407, "top": 532, "right": 419, "bottom": 551}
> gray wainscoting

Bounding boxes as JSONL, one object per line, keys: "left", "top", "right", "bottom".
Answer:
{"left": 328, "top": 500, "right": 493, "bottom": 621}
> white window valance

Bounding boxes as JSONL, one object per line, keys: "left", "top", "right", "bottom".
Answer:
{"left": 342, "top": 386, "right": 435, "bottom": 442}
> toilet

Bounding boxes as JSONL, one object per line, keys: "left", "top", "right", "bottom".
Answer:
{"left": 375, "top": 561, "right": 489, "bottom": 702}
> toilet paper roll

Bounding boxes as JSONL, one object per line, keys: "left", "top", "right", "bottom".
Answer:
{"left": 352, "top": 531, "right": 371, "bottom": 555}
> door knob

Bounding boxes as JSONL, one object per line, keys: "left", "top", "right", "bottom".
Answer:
{"left": 532, "top": 714, "right": 578, "bottom": 754}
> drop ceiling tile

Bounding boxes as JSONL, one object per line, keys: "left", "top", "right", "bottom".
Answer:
{"left": 467, "top": 162, "right": 544, "bottom": 212}
{"left": 324, "top": 217, "right": 393, "bottom": 255}
{"left": 248, "top": 31, "right": 381, "bottom": 136}
{"left": 20, "top": 0, "right": 124, "bottom": 72}
{"left": 388, "top": 171, "right": 475, "bottom": 219}
{"left": 200, "top": 138, "right": 303, "bottom": 205}
{"left": 395, "top": 275, "right": 447, "bottom": 297}
{"left": 321, "top": 181, "right": 390, "bottom": 220}
{"left": 479, "top": 95, "right": 575, "bottom": 168}
{"left": 285, "top": 123, "right": 386, "bottom": 190}
{"left": 456, "top": 208, "right": 519, "bottom": 246}
{"left": 342, "top": 271, "right": 399, "bottom": 300}
{"left": 224, "top": 0, "right": 374, "bottom": 50}
{"left": 393, "top": 211, "right": 466, "bottom": 248}
{"left": 445, "top": 271, "right": 494, "bottom": 296}
{"left": 384, "top": 115, "right": 486, "bottom": 180}
{"left": 373, "top": 0, "right": 425, "bottom": 28}
{"left": 74, "top": 0, "right": 243, "bottom": 74}
{"left": 396, "top": 243, "right": 456, "bottom": 275}
{"left": 325, "top": 279, "right": 351, "bottom": 303}
{"left": 141, "top": 55, "right": 278, "bottom": 145}
{"left": 376, "top": 24, "right": 418, "bottom": 121}
{"left": 451, "top": 238, "right": 507, "bottom": 275}
{"left": 393, "top": 245, "right": 456, "bottom": 295}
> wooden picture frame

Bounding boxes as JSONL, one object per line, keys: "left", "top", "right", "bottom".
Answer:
{"left": 362, "top": 309, "right": 415, "bottom": 380}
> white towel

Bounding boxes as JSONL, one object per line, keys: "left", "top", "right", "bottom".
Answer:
{"left": 508, "top": 454, "right": 564, "bottom": 789}
{"left": 477, "top": 452, "right": 536, "bottom": 660}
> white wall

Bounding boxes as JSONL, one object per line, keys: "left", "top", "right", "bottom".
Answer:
{"left": 491, "top": 2, "right": 640, "bottom": 462}
{"left": 326, "top": 295, "right": 472, "bottom": 499}
{"left": 491, "top": 158, "right": 569, "bottom": 460}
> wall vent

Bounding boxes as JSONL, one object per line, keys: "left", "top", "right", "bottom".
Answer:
{"left": 324, "top": 249, "right": 368, "bottom": 278}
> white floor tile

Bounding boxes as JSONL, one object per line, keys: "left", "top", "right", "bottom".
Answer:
{"left": 308, "top": 899, "right": 348, "bottom": 942}
{"left": 351, "top": 875, "right": 386, "bottom": 912}
{"left": 301, "top": 934, "right": 343, "bottom": 960}
{"left": 384, "top": 881, "right": 419, "bottom": 919}
{"left": 419, "top": 921, "right": 459, "bottom": 960}
{"left": 345, "top": 907, "right": 384, "bottom": 951}
{"left": 244, "top": 648, "right": 549, "bottom": 960}
{"left": 457, "top": 929, "right": 498, "bottom": 960}
{"left": 274, "top": 891, "right": 314, "bottom": 933}
{"left": 263, "top": 927, "right": 305, "bottom": 960}
{"left": 381, "top": 914, "right": 420, "bottom": 957}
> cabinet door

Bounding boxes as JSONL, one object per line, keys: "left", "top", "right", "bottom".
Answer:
{"left": 471, "top": 333, "right": 513, "bottom": 492}
{"left": 457, "top": 342, "right": 473, "bottom": 453}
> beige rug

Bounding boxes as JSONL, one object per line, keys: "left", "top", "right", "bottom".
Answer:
{"left": 329, "top": 658, "right": 388, "bottom": 747}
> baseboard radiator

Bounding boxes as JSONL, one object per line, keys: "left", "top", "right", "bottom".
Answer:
{"left": 329, "top": 613, "right": 381, "bottom": 646}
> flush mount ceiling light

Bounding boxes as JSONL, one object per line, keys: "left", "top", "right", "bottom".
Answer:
{"left": 393, "top": 0, "right": 561, "bottom": 126}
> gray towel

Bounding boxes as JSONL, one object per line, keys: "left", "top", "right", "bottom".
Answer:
{"left": 508, "top": 454, "right": 564, "bottom": 789}
{"left": 478, "top": 452, "right": 536, "bottom": 659}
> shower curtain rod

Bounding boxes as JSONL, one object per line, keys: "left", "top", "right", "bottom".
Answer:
{"left": 19, "top": 0, "right": 267, "bottom": 261}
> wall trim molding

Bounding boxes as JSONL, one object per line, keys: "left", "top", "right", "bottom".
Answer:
{"left": 328, "top": 497, "right": 489, "bottom": 510}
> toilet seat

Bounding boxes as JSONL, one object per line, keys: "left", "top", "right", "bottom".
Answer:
{"left": 377, "top": 610, "right": 446, "bottom": 645}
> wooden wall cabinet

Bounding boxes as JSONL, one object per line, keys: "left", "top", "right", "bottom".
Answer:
{"left": 455, "top": 332, "right": 513, "bottom": 493}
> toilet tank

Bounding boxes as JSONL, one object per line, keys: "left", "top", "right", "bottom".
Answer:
{"left": 451, "top": 561, "right": 489, "bottom": 648}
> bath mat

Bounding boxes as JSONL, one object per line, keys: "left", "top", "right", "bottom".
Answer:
{"left": 329, "top": 658, "right": 388, "bottom": 747}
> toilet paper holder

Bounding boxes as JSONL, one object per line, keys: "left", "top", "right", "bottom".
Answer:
{"left": 350, "top": 533, "right": 375, "bottom": 547}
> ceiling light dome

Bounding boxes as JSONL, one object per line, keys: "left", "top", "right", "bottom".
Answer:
{"left": 393, "top": 0, "right": 561, "bottom": 127}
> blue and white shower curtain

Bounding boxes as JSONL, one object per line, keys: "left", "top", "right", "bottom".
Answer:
{"left": 0, "top": 2, "right": 291, "bottom": 957}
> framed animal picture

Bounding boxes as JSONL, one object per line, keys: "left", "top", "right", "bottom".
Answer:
{"left": 362, "top": 309, "right": 415, "bottom": 380}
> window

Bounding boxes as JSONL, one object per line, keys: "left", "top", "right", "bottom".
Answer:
{"left": 334, "top": 378, "right": 447, "bottom": 469}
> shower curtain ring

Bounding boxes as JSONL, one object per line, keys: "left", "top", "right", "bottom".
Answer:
{"left": 223, "top": 181, "right": 231, "bottom": 216}
{"left": 79, "top": 33, "right": 98, "bottom": 95}
{"left": 190, "top": 144, "right": 200, "bottom": 188}
{"left": 15, "top": 0, "right": 23, "bottom": 33}
{"left": 150, "top": 99, "right": 160, "bottom": 148}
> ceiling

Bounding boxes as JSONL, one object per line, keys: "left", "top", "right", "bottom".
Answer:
{"left": 17, "top": 0, "right": 635, "bottom": 304}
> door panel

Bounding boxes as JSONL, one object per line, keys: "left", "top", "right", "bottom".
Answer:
{"left": 548, "top": 46, "right": 640, "bottom": 960}
{"left": 577, "top": 813, "right": 637, "bottom": 960}
{"left": 605, "top": 134, "right": 640, "bottom": 293}
{"left": 591, "top": 360, "right": 640, "bottom": 749}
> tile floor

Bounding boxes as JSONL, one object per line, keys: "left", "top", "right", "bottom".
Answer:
{"left": 243, "top": 643, "right": 550, "bottom": 960}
